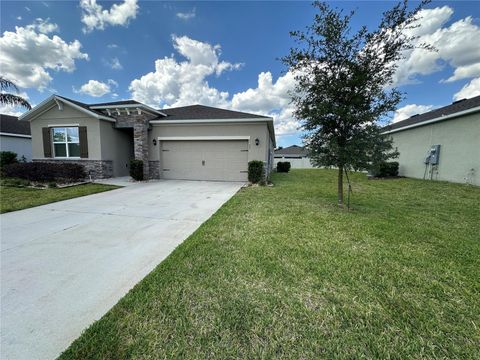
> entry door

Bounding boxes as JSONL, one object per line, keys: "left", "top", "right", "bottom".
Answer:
{"left": 161, "top": 140, "right": 249, "bottom": 181}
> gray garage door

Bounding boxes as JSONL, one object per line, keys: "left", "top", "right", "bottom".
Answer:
{"left": 161, "top": 140, "right": 249, "bottom": 181}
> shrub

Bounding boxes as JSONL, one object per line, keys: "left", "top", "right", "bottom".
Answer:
{"left": 248, "top": 160, "right": 264, "bottom": 184}
{"left": 0, "top": 177, "right": 30, "bottom": 188}
{"left": 2, "top": 162, "right": 86, "bottom": 182}
{"left": 130, "top": 159, "right": 144, "bottom": 181}
{"left": 277, "top": 161, "right": 291, "bottom": 173}
{"left": 371, "top": 161, "right": 399, "bottom": 177}
{"left": 48, "top": 181, "right": 57, "bottom": 188}
{"left": 0, "top": 151, "right": 18, "bottom": 169}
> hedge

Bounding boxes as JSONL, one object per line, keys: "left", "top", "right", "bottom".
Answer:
{"left": 371, "top": 161, "right": 399, "bottom": 177}
{"left": 130, "top": 159, "right": 144, "bottom": 181}
{"left": 248, "top": 160, "right": 264, "bottom": 183}
{"left": 276, "top": 161, "right": 291, "bottom": 173}
{"left": 0, "top": 151, "right": 18, "bottom": 169}
{"left": 2, "top": 162, "right": 86, "bottom": 182}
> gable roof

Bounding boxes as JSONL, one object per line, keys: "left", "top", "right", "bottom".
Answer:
{"left": 0, "top": 114, "right": 31, "bottom": 136}
{"left": 274, "top": 145, "right": 308, "bottom": 156}
{"left": 384, "top": 95, "right": 480, "bottom": 133}
{"left": 159, "top": 104, "right": 271, "bottom": 120}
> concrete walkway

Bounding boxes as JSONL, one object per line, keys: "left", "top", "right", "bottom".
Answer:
{"left": 0, "top": 180, "right": 243, "bottom": 360}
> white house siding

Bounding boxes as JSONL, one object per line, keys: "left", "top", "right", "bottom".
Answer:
{"left": 389, "top": 112, "right": 480, "bottom": 186}
{"left": 274, "top": 156, "right": 313, "bottom": 169}
{"left": 0, "top": 135, "right": 32, "bottom": 161}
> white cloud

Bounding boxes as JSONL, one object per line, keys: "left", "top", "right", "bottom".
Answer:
{"left": 176, "top": 8, "right": 196, "bottom": 20}
{"left": 453, "top": 77, "right": 480, "bottom": 101}
{"left": 393, "top": 6, "right": 480, "bottom": 86}
{"left": 27, "top": 18, "right": 59, "bottom": 34}
{"left": 75, "top": 79, "right": 115, "bottom": 97}
{"left": 80, "top": 0, "right": 139, "bottom": 33}
{"left": 104, "top": 57, "right": 123, "bottom": 70}
{"left": 16, "top": 16, "right": 22, "bottom": 20}
{"left": 0, "top": 24, "right": 88, "bottom": 89}
{"left": 107, "top": 43, "right": 118, "bottom": 49}
{"left": 24, "top": 6, "right": 31, "bottom": 12}
{"left": 129, "top": 35, "right": 242, "bottom": 108}
{"left": 130, "top": 36, "right": 298, "bottom": 137}
{"left": 392, "top": 104, "right": 435, "bottom": 123}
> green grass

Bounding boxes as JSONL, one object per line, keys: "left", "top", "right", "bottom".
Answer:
{"left": 0, "top": 183, "right": 120, "bottom": 213}
{"left": 59, "top": 170, "right": 480, "bottom": 359}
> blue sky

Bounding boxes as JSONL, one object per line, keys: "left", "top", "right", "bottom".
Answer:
{"left": 1, "top": 1, "right": 479, "bottom": 147}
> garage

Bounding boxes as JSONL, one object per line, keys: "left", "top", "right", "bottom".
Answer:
{"left": 161, "top": 140, "right": 249, "bottom": 181}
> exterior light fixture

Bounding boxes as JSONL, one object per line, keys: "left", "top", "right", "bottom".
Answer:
{"left": 153, "top": 139, "right": 157, "bottom": 146}
{"left": 255, "top": 138, "right": 260, "bottom": 146}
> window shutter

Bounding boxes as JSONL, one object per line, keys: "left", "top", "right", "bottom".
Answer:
{"left": 79, "top": 126, "right": 88, "bottom": 158}
{"left": 42, "top": 127, "right": 52, "bottom": 158}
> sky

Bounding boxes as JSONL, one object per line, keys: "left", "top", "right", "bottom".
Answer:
{"left": 1, "top": 0, "right": 479, "bottom": 147}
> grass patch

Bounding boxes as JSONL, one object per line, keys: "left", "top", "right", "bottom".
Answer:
{"left": 0, "top": 182, "right": 120, "bottom": 213}
{"left": 60, "top": 169, "right": 480, "bottom": 359}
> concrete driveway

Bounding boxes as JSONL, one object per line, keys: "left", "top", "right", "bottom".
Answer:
{"left": 0, "top": 180, "right": 243, "bottom": 360}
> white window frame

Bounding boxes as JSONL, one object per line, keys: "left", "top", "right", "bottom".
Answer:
{"left": 52, "top": 127, "right": 80, "bottom": 159}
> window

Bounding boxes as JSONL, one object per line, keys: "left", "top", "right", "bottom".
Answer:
{"left": 52, "top": 127, "right": 80, "bottom": 158}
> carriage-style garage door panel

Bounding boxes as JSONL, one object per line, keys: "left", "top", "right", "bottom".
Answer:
{"left": 161, "top": 140, "right": 248, "bottom": 181}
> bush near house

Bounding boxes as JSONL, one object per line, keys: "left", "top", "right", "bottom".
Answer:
{"left": 2, "top": 162, "right": 86, "bottom": 183}
{"left": 276, "top": 161, "right": 291, "bottom": 173}
{"left": 0, "top": 151, "right": 18, "bottom": 170}
{"left": 370, "top": 161, "right": 399, "bottom": 178}
{"left": 129, "top": 160, "right": 144, "bottom": 181}
{"left": 248, "top": 160, "right": 264, "bottom": 183}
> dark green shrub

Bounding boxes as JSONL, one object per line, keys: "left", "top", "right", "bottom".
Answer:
{"left": 248, "top": 160, "right": 264, "bottom": 184}
{"left": 277, "top": 161, "right": 291, "bottom": 173}
{"left": 0, "top": 151, "right": 18, "bottom": 169}
{"left": 130, "top": 159, "right": 144, "bottom": 181}
{"left": 48, "top": 181, "right": 57, "bottom": 188}
{"left": 2, "top": 162, "right": 86, "bottom": 182}
{"left": 371, "top": 161, "right": 399, "bottom": 177}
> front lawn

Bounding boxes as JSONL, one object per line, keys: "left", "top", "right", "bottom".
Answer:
{"left": 60, "top": 170, "right": 480, "bottom": 359}
{"left": 0, "top": 183, "right": 120, "bottom": 213}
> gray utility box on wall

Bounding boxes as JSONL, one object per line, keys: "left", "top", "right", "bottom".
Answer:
{"left": 429, "top": 144, "right": 441, "bottom": 165}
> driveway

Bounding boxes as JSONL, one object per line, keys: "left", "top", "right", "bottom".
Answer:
{"left": 0, "top": 180, "right": 243, "bottom": 360}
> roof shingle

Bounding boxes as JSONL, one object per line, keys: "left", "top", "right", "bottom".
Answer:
{"left": 158, "top": 104, "right": 271, "bottom": 120}
{"left": 385, "top": 95, "right": 480, "bottom": 132}
{"left": 0, "top": 114, "right": 31, "bottom": 135}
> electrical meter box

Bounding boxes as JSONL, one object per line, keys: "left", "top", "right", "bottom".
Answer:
{"left": 429, "top": 145, "right": 441, "bottom": 165}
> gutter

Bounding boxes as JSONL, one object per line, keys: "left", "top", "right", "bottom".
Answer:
{"left": 0, "top": 132, "right": 32, "bottom": 138}
{"left": 382, "top": 105, "right": 480, "bottom": 134}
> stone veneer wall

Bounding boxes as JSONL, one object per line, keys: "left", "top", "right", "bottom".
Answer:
{"left": 149, "top": 160, "right": 160, "bottom": 179}
{"left": 115, "top": 112, "right": 156, "bottom": 179}
{"left": 33, "top": 159, "right": 113, "bottom": 179}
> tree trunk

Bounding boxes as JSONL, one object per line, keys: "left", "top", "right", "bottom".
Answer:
{"left": 338, "top": 165, "right": 344, "bottom": 207}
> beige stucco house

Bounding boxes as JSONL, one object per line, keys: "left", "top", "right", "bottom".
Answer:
{"left": 20, "top": 95, "right": 275, "bottom": 181}
{"left": 383, "top": 95, "right": 480, "bottom": 186}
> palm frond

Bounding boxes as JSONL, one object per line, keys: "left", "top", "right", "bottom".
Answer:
{"left": 0, "top": 93, "right": 32, "bottom": 110}
{"left": 0, "top": 76, "right": 19, "bottom": 92}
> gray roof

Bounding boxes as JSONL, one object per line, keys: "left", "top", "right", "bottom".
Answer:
{"left": 0, "top": 114, "right": 31, "bottom": 135}
{"left": 385, "top": 95, "right": 480, "bottom": 132}
{"left": 159, "top": 104, "right": 270, "bottom": 120}
{"left": 274, "top": 145, "right": 308, "bottom": 156}
{"left": 90, "top": 100, "right": 142, "bottom": 107}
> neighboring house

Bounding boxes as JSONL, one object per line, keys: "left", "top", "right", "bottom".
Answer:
{"left": 0, "top": 114, "right": 32, "bottom": 161}
{"left": 19, "top": 95, "right": 275, "bottom": 181}
{"left": 274, "top": 145, "right": 313, "bottom": 168}
{"left": 383, "top": 95, "right": 480, "bottom": 186}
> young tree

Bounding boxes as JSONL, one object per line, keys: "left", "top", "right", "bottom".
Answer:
{"left": 0, "top": 76, "right": 31, "bottom": 110}
{"left": 283, "top": 1, "right": 431, "bottom": 207}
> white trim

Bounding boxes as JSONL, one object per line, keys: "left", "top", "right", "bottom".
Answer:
{"left": 19, "top": 95, "right": 115, "bottom": 122}
{"left": 383, "top": 106, "right": 480, "bottom": 134}
{"left": 0, "top": 132, "right": 32, "bottom": 138}
{"left": 157, "top": 136, "right": 250, "bottom": 141}
{"left": 150, "top": 118, "right": 272, "bottom": 124}
{"left": 90, "top": 103, "right": 167, "bottom": 116}
{"left": 48, "top": 124, "right": 80, "bottom": 127}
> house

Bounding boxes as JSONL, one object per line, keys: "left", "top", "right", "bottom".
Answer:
{"left": 274, "top": 145, "right": 313, "bottom": 168}
{"left": 0, "top": 114, "right": 32, "bottom": 161}
{"left": 19, "top": 95, "right": 275, "bottom": 181}
{"left": 383, "top": 95, "right": 480, "bottom": 186}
